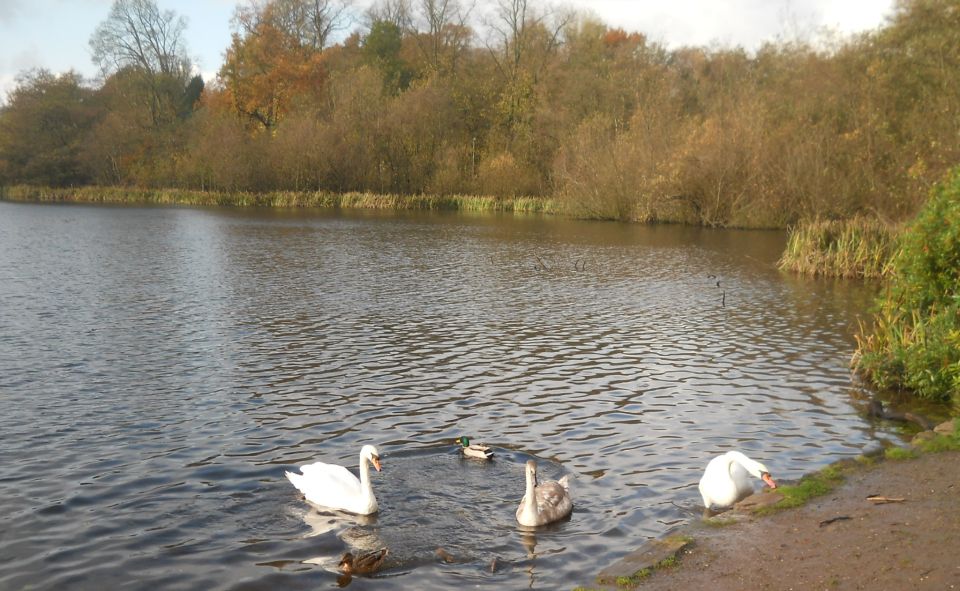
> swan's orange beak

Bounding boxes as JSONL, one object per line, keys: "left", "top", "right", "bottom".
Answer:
{"left": 762, "top": 472, "right": 777, "bottom": 489}
{"left": 372, "top": 456, "right": 382, "bottom": 472}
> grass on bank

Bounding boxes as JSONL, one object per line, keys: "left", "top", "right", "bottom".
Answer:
{"left": 777, "top": 215, "right": 899, "bottom": 279}
{"left": 757, "top": 425, "right": 959, "bottom": 516}
{"left": 754, "top": 464, "right": 847, "bottom": 515}
{"left": 0, "top": 185, "right": 560, "bottom": 214}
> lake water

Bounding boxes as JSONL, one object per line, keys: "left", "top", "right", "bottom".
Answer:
{"left": 0, "top": 201, "right": 894, "bottom": 590}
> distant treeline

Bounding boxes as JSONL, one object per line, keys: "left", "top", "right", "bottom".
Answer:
{"left": 1, "top": 0, "right": 958, "bottom": 228}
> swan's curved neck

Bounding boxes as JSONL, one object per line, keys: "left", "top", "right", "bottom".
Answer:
{"left": 522, "top": 469, "right": 537, "bottom": 513}
{"left": 358, "top": 454, "right": 372, "bottom": 489}
{"left": 726, "top": 451, "right": 759, "bottom": 477}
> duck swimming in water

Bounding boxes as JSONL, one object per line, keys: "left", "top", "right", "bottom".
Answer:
{"left": 455, "top": 436, "right": 493, "bottom": 460}
{"left": 338, "top": 548, "right": 388, "bottom": 575}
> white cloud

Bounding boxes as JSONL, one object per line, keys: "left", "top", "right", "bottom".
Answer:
{"left": 0, "top": 0, "right": 25, "bottom": 26}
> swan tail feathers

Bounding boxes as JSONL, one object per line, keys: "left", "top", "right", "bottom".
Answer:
{"left": 558, "top": 475, "right": 571, "bottom": 492}
{"left": 285, "top": 470, "right": 305, "bottom": 493}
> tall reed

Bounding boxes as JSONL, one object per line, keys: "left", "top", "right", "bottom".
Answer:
{"left": 1, "top": 185, "right": 560, "bottom": 214}
{"left": 777, "top": 216, "right": 899, "bottom": 279}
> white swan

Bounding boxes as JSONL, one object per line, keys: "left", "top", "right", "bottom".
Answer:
{"left": 698, "top": 450, "right": 777, "bottom": 509}
{"left": 516, "top": 460, "right": 573, "bottom": 526}
{"left": 286, "top": 444, "right": 382, "bottom": 515}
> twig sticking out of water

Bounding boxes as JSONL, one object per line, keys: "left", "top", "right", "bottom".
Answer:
{"left": 708, "top": 274, "right": 726, "bottom": 307}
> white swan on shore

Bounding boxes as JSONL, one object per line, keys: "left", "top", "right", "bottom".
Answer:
{"left": 699, "top": 450, "right": 777, "bottom": 509}
{"left": 286, "top": 445, "right": 382, "bottom": 515}
{"left": 516, "top": 460, "right": 573, "bottom": 526}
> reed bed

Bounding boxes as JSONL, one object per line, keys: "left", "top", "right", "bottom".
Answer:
{"left": 1, "top": 185, "right": 560, "bottom": 215}
{"left": 777, "top": 216, "right": 899, "bottom": 279}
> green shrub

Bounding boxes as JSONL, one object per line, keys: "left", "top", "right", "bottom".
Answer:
{"left": 854, "top": 167, "right": 960, "bottom": 403}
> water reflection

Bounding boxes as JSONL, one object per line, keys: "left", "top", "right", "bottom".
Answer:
{"left": 0, "top": 202, "right": 895, "bottom": 591}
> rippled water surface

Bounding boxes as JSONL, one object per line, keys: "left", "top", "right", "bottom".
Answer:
{"left": 0, "top": 201, "right": 892, "bottom": 589}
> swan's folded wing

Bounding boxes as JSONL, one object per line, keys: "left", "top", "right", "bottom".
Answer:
{"left": 298, "top": 462, "right": 363, "bottom": 494}
{"left": 536, "top": 481, "right": 571, "bottom": 510}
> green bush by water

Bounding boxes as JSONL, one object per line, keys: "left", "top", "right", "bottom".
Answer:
{"left": 854, "top": 167, "right": 960, "bottom": 404}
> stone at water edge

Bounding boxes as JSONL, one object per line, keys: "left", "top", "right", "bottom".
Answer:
{"left": 733, "top": 489, "right": 785, "bottom": 512}
{"left": 597, "top": 537, "right": 691, "bottom": 585}
{"left": 912, "top": 430, "right": 937, "bottom": 446}
{"left": 934, "top": 419, "right": 956, "bottom": 435}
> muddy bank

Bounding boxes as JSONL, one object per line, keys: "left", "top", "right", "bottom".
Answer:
{"left": 627, "top": 450, "right": 960, "bottom": 590}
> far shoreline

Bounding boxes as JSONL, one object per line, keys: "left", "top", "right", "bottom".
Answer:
{"left": 0, "top": 184, "right": 562, "bottom": 216}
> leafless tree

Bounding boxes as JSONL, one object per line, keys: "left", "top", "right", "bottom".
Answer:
{"left": 366, "top": 0, "right": 412, "bottom": 29}
{"left": 90, "top": 0, "right": 190, "bottom": 80}
{"left": 484, "top": 0, "right": 572, "bottom": 80}
{"left": 413, "top": 0, "right": 474, "bottom": 73}
{"left": 235, "top": 0, "right": 354, "bottom": 50}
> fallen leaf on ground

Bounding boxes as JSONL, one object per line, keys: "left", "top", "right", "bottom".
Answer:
{"left": 866, "top": 495, "right": 906, "bottom": 504}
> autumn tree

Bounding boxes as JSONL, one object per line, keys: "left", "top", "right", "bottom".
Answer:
{"left": 219, "top": 0, "right": 336, "bottom": 130}
{"left": 0, "top": 70, "right": 95, "bottom": 186}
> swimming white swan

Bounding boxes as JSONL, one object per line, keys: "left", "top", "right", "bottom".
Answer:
{"left": 516, "top": 460, "right": 573, "bottom": 526}
{"left": 286, "top": 444, "right": 382, "bottom": 515}
{"left": 698, "top": 450, "right": 777, "bottom": 509}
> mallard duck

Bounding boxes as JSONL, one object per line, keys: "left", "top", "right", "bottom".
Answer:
{"left": 698, "top": 450, "right": 777, "bottom": 509}
{"left": 339, "top": 547, "right": 388, "bottom": 575}
{"left": 285, "top": 445, "right": 382, "bottom": 515}
{"left": 455, "top": 436, "right": 493, "bottom": 460}
{"left": 516, "top": 460, "right": 573, "bottom": 526}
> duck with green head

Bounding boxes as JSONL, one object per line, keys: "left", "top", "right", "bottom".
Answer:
{"left": 455, "top": 436, "right": 493, "bottom": 460}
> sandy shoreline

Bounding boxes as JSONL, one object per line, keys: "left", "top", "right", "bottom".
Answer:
{"left": 604, "top": 449, "right": 960, "bottom": 590}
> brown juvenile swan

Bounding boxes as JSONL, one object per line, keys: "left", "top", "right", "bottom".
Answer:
{"left": 515, "top": 460, "right": 573, "bottom": 526}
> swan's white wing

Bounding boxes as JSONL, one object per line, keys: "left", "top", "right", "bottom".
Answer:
{"left": 300, "top": 462, "right": 362, "bottom": 490}
{"left": 699, "top": 453, "right": 754, "bottom": 508}
{"left": 287, "top": 461, "right": 364, "bottom": 510}
{"left": 728, "top": 460, "right": 754, "bottom": 498}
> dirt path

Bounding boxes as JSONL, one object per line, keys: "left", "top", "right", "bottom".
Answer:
{"left": 637, "top": 451, "right": 960, "bottom": 591}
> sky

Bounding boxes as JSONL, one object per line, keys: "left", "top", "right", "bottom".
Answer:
{"left": 0, "top": 0, "right": 897, "bottom": 104}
